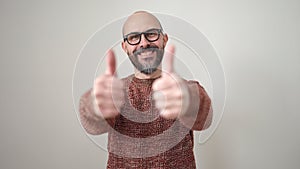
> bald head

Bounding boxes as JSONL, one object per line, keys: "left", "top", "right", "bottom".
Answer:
{"left": 122, "top": 11, "right": 163, "bottom": 36}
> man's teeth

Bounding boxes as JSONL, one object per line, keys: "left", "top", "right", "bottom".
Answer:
{"left": 140, "top": 50, "right": 153, "bottom": 55}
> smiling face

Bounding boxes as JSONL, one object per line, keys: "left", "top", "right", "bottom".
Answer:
{"left": 122, "top": 11, "right": 168, "bottom": 76}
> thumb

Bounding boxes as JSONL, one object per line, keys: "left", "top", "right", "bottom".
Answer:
{"left": 163, "top": 45, "right": 175, "bottom": 74}
{"left": 105, "top": 49, "right": 117, "bottom": 76}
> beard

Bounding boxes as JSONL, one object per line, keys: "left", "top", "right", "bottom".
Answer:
{"left": 128, "top": 46, "right": 164, "bottom": 75}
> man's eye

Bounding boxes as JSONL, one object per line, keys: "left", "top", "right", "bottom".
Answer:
{"left": 128, "top": 34, "right": 140, "bottom": 41}
{"left": 146, "top": 32, "right": 158, "bottom": 37}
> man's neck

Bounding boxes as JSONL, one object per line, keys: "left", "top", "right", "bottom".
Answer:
{"left": 134, "top": 69, "right": 161, "bottom": 79}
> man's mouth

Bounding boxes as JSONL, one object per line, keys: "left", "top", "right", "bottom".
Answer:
{"left": 134, "top": 47, "right": 157, "bottom": 56}
{"left": 138, "top": 50, "right": 155, "bottom": 59}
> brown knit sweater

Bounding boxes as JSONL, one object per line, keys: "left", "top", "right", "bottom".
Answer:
{"left": 79, "top": 75, "right": 212, "bottom": 169}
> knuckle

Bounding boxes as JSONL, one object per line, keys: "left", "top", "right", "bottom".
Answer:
{"left": 174, "top": 89, "right": 183, "bottom": 99}
{"left": 95, "top": 76, "right": 105, "bottom": 84}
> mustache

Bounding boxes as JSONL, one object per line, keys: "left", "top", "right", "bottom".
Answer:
{"left": 133, "top": 46, "right": 159, "bottom": 56}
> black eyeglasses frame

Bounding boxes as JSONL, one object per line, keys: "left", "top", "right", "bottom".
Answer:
{"left": 123, "top": 28, "right": 163, "bottom": 45}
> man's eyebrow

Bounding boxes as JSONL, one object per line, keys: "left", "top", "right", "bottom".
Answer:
{"left": 126, "top": 31, "right": 140, "bottom": 35}
{"left": 123, "top": 31, "right": 139, "bottom": 38}
{"left": 125, "top": 28, "right": 160, "bottom": 36}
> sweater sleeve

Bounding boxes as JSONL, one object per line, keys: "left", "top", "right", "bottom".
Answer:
{"left": 179, "top": 81, "right": 213, "bottom": 131}
{"left": 79, "top": 89, "right": 116, "bottom": 135}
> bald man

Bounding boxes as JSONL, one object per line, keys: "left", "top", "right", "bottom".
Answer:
{"left": 79, "top": 11, "right": 212, "bottom": 169}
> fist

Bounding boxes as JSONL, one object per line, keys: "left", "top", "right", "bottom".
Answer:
{"left": 92, "top": 49, "right": 124, "bottom": 119}
{"left": 152, "top": 45, "right": 190, "bottom": 119}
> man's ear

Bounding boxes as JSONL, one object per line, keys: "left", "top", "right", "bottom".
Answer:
{"left": 163, "top": 34, "right": 168, "bottom": 47}
{"left": 121, "top": 41, "right": 127, "bottom": 53}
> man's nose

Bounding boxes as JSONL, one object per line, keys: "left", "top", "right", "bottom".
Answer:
{"left": 139, "top": 34, "right": 150, "bottom": 48}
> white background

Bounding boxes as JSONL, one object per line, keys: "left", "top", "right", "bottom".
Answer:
{"left": 0, "top": 0, "right": 299, "bottom": 168}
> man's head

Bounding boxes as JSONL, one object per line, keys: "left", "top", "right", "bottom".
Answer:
{"left": 122, "top": 11, "right": 168, "bottom": 75}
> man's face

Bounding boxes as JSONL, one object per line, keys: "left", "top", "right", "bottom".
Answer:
{"left": 122, "top": 12, "right": 168, "bottom": 75}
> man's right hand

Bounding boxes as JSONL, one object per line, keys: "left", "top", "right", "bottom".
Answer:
{"left": 92, "top": 49, "right": 124, "bottom": 119}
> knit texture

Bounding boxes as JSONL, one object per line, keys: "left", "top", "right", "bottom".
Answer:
{"left": 79, "top": 75, "right": 212, "bottom": 169}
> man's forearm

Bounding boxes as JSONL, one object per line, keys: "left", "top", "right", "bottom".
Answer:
{"left": 179, "top": 81, "right": 213, "bottom": 131}
{"left": 79, "top": 89, "right": 116, "bottom": 135}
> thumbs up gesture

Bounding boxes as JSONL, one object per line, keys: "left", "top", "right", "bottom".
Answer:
{"left": 152, "top": 45, "right": 190, "bottom": 119}
{"left": 92, "top": 49, "right": 124, "bottom": 119}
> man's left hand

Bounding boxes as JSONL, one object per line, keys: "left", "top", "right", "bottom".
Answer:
{"left": 152, "top": 45, "right": 190, "bottom": 119}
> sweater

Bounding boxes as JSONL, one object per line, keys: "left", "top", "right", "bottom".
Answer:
{"left": 79, "top": 75, "right": 212, "bottom": 169}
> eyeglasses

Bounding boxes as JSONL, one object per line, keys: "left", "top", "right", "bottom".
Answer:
{"left": 123, "top": 28, "right": 162, "bottom": 45}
